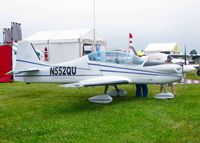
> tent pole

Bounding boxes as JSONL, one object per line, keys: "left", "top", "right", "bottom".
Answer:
{"left": 93, "top": 0, "right": 96, "bottom": 52}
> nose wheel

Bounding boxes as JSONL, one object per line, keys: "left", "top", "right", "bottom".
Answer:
{"left": 154, "top": 84, "right": 175, "bottom": 99}
{"left": 197, "top": 69, "right": 200, "bottom": 76}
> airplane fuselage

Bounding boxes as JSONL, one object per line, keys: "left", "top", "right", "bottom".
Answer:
{"left": 15, "top": 56, "right": 182, "bottom": 84}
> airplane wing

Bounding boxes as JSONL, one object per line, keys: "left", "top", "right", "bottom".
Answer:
{"left": 60, "top": 76, "right": 131, "bottom": 88}
{"left": 183, "top": 65, "right": 197, "bottom": 73}
{"left": 6, "top": 68, "right": 39, "bottom": 75}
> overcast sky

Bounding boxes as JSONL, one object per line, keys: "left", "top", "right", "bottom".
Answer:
{"left": 0, "top": 0, "right": 200, "bottom": 53}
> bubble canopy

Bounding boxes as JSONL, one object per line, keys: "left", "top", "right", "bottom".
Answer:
{"left": 88, "top": 51, "right": 144, "bottom": 65}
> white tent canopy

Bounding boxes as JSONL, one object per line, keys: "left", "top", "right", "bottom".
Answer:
{"left": 24, "top": 28, "right": 106, "bottom": 63}
{"left": 25, "top": 28, "right": 105, "bottom": 44}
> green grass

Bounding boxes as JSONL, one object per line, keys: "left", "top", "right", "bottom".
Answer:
{"left": 0, "top": 83, "right": 200, "bottom": 143}
{"left": 186, "top": 70, "right": 200, "bottom": 80}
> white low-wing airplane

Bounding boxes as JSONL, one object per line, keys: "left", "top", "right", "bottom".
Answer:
{"left": 12, "top": 41, "right": 183, "bottom": 102}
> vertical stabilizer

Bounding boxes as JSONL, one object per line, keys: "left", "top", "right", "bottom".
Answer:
{"left": 15, "top": 41, "right": 45, "bottom": 71}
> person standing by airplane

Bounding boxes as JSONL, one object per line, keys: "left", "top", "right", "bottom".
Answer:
{"left": 135, "top": 84, "right": 148, "bottom": 97}
{"left": 160, "top": 55, "right": 176, "bottom": 95}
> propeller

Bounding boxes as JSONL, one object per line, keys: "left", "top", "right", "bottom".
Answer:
{"left": 182, "top": 44, "right": 187, "bottom": 83}
{"left": 184, "top": 44, "right": 187, "bottom": 65}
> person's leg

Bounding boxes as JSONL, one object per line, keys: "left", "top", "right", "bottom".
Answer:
{"left": 170, "top": 83, "right": 176, "bottom": 95}
{"left": 142, "top": 84, "right": 148, "bottom": 97}
{"left": 136, "top": 84, "right": 142, "bottom": 97}
{"left": 160, "top": 84, "right": 166, "bottom": 93}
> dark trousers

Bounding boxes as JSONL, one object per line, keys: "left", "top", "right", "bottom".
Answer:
{"left": 136, "top": 84, "right": 148, "bottom": 97}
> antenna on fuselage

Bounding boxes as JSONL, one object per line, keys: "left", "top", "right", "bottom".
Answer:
{"left": 92, "top": 0, "right": 96, "bottom": 52}
{"left": 184, "top": 44, "right": 187, "bottom": 65}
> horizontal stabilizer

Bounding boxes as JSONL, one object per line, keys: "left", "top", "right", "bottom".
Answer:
{"left": 59, "top": 76, "right": 131, "bottom": 88}
{"left": 6, "top": 70, "right": 14, "bottom": 75}
{"left": 6, "top": 68, "right": 39, "bottom": 75}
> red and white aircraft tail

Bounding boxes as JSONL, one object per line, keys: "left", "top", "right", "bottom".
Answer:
{"left": 129, "top": 33, "right": 138, "bottom": 55}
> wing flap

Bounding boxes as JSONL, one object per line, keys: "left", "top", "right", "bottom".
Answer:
{"left": 60, "top": 76, "right": 131, "bottom": 88}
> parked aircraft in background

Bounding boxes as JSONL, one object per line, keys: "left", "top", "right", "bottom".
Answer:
{"left": 141, "top": 53, "right": 188, "bottom": 64}
{"left": 128, "top": 44, "right": 198, "bottom": 73}
{"left": 140, "top": 53, "right": 198, "bottom": 73}
{"left": 7, "top": 41, "right": 183, "bottom": 103}
{"left": 128, "top": 33, "right": 199, "bottom": 73}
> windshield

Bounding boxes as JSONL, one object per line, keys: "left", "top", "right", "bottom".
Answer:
{"left": 88, "top": 51, "right": 144, "bottom": 65}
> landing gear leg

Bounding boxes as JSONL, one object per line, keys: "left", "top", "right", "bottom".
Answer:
{"left": 197, "top": 69, "right": 200, "bottom": 76}
{"left": 106, "top": 85, "right": 127, "bottom": 96}
{"left": 104, "top": 85, "right": 109, "bottom": 94}
{"left": 114, "top": 85, "right": 119, "bottom": 92}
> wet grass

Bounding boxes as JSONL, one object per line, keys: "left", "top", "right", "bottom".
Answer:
{"left": 0, "top": 83, "right": 200, "bottom": 143}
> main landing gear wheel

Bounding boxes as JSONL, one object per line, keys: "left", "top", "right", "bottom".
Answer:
{"left": 88, "top": 85, "right": 127, "bottom": 104}
{"left": 107, "top": 89, "right": 127, "bottom": 96}
{"left": 197, "top": 69, "right": 200, "bottom": 76}
{"left": 106, "top": 85, "right": 127, "bottom": 96}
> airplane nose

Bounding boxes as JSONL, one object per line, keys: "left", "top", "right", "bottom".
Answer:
{"left": 174, "top": 64, "right": 184, "bottom": 82}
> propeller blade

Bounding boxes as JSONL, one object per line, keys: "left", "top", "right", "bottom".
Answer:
{"left": 184, "top": 44, "right": 187, "bottom": 65}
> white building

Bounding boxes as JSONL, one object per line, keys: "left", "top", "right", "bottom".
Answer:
{"left": 25, "top": 28, "right": 106, "bottom": 63}
{"left": 144, "top": 43, "right": 179, "bottom": 55}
